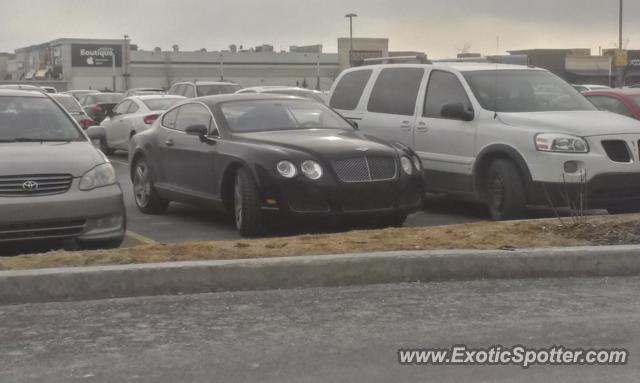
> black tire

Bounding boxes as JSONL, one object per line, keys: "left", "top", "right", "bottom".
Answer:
{"left": 100, "top": 138, "right": 115, "bottom": 155}
{"left": 379, "top": 213, "right": 408, "bottom": 228}
{"left": 607, "top": 205, "right": 640, "bottom": 215}
{"left": 234, "top": 168, "right": 266, "bottom": 237}
{"left": 132, "top": 158, "right": 169, "bottom": 214}
{"left": 76, "top": 236, "right": 124, "bottom": 250}
{"left": 484, "top": 159, "right": 527, "bottom": 220}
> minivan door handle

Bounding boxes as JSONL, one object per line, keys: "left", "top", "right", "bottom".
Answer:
{"left": 165, "top": 139, "right": 174, "bottom": 146}
{"left": 400, "top": 121, "right": 412, "bottom": 131}
{"left": 416, "top": 122, "right": 429, "bottom": 132}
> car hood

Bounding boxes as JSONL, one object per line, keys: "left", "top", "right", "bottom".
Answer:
{"left": 0, "top": 141, "right": 105, "bottom": 177}
{"left": 234, "top": 129, "right": 398, "bottom": 159}
{"left": 498, "top": 111, "right": 640, "bottom": 137}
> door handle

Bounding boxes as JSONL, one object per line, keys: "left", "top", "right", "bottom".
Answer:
{"left": 165, "top": 139, "right": 174, "bottom": 146}
{"left": 400, "top": 121, "right": 412, "bottom": 131}
{"left": 416, "top": 122, "right": 428, "bottom": 132}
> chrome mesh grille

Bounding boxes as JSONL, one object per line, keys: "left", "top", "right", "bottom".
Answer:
{"left": 0, "top": 174, "right": 73, "bottom": 197}
{"left": 332, "top": 156, "right": 396, "bottom": 183}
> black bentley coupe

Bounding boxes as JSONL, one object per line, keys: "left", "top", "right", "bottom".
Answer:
{"left": 129, "top": 94, "right": 424, "bottom": 236}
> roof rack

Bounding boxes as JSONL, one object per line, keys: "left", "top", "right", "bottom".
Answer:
{"left": 354, "top": 54, "right": 431, "bottom": 66}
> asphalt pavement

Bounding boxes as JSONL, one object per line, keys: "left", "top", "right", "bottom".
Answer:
{"left": 1, "top": 276, "right": 638, "bottom": 382}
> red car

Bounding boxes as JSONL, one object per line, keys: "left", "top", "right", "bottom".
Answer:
{"left": 583, "top": 88, "right": 640, "bottom": 120}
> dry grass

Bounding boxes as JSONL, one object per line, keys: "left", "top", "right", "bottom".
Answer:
{"left": 2, "top": 214, "right": 639, "bottom": 271}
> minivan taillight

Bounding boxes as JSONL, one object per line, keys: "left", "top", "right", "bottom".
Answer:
{"left": 143, "top": 114, "right": 160, "bottom": 125}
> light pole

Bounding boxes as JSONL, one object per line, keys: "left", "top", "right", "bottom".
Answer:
{"left": 345, "top": 13, "right": 357, "bottom": 67}
{"left": 616, "top": 0, "right": 624, "bottom": 87}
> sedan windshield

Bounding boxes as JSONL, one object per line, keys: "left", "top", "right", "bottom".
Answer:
{"left": 197, "top": 84, "right": 242, "bottom": 96}
{"left": 463, "top": 70, "right": 596, "bottom": 112}
{"left": 0, "top": 96, "right": 83, "bottom": 142}
{"left": 142, "top": 97, "right": 185, "bottom": 111}
{"left": 219, "top": 99, "right": 353, "bottom": 133}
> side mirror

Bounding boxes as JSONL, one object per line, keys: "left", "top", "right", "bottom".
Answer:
{"left": 441, "top": 103, "right": 474, "bottom": 121}
{"left": 185, "top": 124, "right": 208, "bottom": 137}
{"left": 86, "top": 126, "right": 106, "bottom": 141}
{"left": 348, "top": 119, "right": 359, "bottom": 130}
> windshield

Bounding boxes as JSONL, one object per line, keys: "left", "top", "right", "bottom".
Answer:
{"left": 52, "top": 95, "right": 83, "bottom": 113}
{"left": 197, "top": 84, "right": 242, "bottom": 96}
{"left": 463, "top": 70, "right": 596, "bottom": 112}
{"left": 142, "top": 98, "right": 185, "bottom": 111}
{"left": 0, "top": 96, "right": 83, "bottom": 142}
{"left": 83, "top": 93, "right": 123, "bottom": 105}
{"left": 219, "top": 99, "right": 353, "bottom": 133}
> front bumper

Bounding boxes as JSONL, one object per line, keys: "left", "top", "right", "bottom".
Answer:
{"left": 0, "top": 181, "right": 126, "bottom": 243}
{"left": 257, "top": 169, "right": 424, "bottom": 217}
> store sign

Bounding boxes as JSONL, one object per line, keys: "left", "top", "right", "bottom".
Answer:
{"left": 71, "top": 44, "right": 122, "bottom": 67}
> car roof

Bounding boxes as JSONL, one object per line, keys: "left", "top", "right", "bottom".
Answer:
{"left": 241, "top": 86, "right": 319, "bottom": 93}
{"left": 343, "top": 63, "right": 545, "bottom": 73}
{"left": 196, "top": 93, "right": 306, "bottom": 106}
{"left": 129, "top": 94, "right": 186, "bottom": 101}
{"left": 50, "top": 93, "right": 75, "bottom": 99}
{"left": 0, "top": 89, "right": 47, "bottom": 98}
{"left": 175, "top": 81, "right": 240, "bottom": 86}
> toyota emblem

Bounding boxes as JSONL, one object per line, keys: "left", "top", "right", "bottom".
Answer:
{"left": 22, "top": 180, "right": 39, "bottom": 192}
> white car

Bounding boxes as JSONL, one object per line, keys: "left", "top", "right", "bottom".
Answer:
{"left": 329, "top": 63, "right": 640, "bottom": 219}
{"left": 99, "top": 95, "right": 186, "bottom": 154}
{"left": 236, "top": 86, "right": 326, "bottom": 103}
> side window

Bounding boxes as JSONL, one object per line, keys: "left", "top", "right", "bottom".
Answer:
{"left": 424, "top": 71, "right": 473, "bottom": 119}
{"left": 127, "top": 102, "right": 140, "bottom": 114}
{"left": 161, "top": 107, "right": 179, "bottom": 129}
{"left": 168, "top": 84, "right": 180, "bottom": 95}
{"left": 367, "top": 68, "right": 424, "bottom": 115}
{"left": 175, "top": 103, "right": 212, "bottom": 132}
{"left": 113, "top": 100, "right": 132, "bottom": 115}
{"left": 330, "top": 69, "right": 372, "bottom": 110}
{"left": 184, "top": 84, "right": 196, "bottom": 98}
{"left": 587, "top": 96, "right": 634, "bottom": 118}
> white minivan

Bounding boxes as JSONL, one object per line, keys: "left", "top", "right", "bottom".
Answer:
{"left": 329, "top": 63, "right": 640, "bottom": 219}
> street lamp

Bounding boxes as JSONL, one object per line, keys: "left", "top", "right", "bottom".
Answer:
{"left": 345, "top": 13, "right": 357, "bottom": 67}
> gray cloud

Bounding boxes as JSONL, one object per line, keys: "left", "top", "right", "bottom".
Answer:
{"left": 1, "top": 0, "right": 638, "bottom": 58}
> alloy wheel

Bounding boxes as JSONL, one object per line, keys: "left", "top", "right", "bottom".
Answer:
{"left": 133, "top": 163, "right": 151, "bottom": 208}
{"left": 234, "top": 176, "right": 243, "bottom": 230}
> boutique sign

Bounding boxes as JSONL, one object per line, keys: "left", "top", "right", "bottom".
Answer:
{"left": 71, "top": 44, "right": 122, "bottom": 67}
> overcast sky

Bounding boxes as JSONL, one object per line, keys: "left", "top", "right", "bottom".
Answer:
{"left": 1, "top": 0, "right": 639, "bottom": 58}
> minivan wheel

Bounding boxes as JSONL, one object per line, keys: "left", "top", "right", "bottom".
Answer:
{"left": 234, "top": 168, "right": 265, "bottom": 237}
{"left": 99, "top": 138, "right": 115, "bottom": 155}
{"left": 485, "top": 159, "right": 526, "bottom": 220}
{"left": 133, "top": 158, "right": 169, "bottom": 214}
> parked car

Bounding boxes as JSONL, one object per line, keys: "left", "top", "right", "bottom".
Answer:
{"left": 123, "top": 88, "right": 166, "bottom": 97}
{"left": 0, "top": 89, "right": 125, "bottom": 249}
{"left": 78, "top": 92, "right": 123, "bottom": 124}
{"left": 168, "top": 81, "right": 241, "bottom": 98}
{"left": 235, "top": 86, "right": 326, "bottom": 103}
{"left": 50, "top": 93, "right": 95, "bottom": 129}
{"left": 129, "top": 94, "right": 424, "bottom": 236}
{"left": 329, "top": 63, "right": 640, "bottom": 218}
{"left": 99, "top": 94, "right": 186, "bottom": 154}
{"left": 64, "top": 89, "right": 100, "bottom": 100}
{"left": 572, "top": 84, "right": 611, "bottom": 93}
{"left": 583, "top": 88, "right": 640, "bottom": 120}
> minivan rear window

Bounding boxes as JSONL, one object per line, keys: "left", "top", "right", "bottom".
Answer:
{"left": 330, "top": 69, "right": 372, "bottom": 110}
{"left": 367, "top": 67, "right": 424, "bottom": 116}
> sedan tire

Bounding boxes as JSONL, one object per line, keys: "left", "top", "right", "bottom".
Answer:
{"left": 100, "top": 138, "right": 115, "bottom": 155}
{"left": 234, "top": 168, "right": 266, "bottom": 237}
{"left": 133, "top": 158, "right": 169, "bottom": 214}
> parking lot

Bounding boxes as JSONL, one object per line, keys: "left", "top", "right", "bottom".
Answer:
{"left": 108, "top": 152, "right": 491, "bottom": 247}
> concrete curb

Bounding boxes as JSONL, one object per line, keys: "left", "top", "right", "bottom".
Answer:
{"left": 1, "top": 245, "right": 640, "bottom": 305}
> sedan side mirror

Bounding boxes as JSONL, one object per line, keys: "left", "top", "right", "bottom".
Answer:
{"left": 441, "top": 103, "right": 474, "bottom": 121}
{"left": 348, "top": 119, "right": 359, "bottom": 130}
{"left": 185, "top": 124, "right": 209, "bottom": 137}
{"left": 86, "top": 126, "right": 106, "bottom": 140}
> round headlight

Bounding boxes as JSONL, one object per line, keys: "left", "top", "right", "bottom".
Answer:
{"left": 276, "top": 160, "right": 297, "bottom": 178}
{"left": 400, "top": 156, "right": 413, "bottom": 175}
{"left": 412, "top": 156, "right": 422, "bottom": 171}
{"left": 301, "top": 160, "right": 323, "bottom": 180}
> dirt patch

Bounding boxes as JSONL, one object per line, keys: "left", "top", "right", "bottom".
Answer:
{"left": 1, "top": 214, "right": 639, "bottom": 271}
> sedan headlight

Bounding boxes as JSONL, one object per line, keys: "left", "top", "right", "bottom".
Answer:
{"left": 276, "top": 160, "right": 298, "bottom": 178}
{"left": 79, "top": 163, "right": 117, "bottom": 191}
{"left": 535, "top": 133, "right": 589, "bottom": 153}
{"left": 301, "top": 160, "right": 323, "bottom": 180}
{"left": 400, "top": 156, "right": 413, "bottom": 175}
